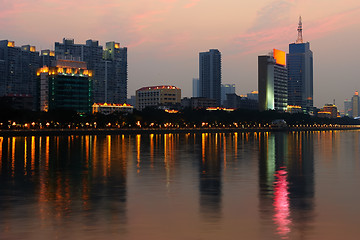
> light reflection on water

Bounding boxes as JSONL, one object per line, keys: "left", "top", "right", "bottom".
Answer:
{"left": 0, "top": 131, "right": 360, "bottom": 239}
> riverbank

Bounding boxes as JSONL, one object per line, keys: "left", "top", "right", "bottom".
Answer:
{"left": 1, "top": 125, "right": 360, "bottom": 136}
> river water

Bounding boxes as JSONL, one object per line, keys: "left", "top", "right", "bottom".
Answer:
{"left": 0, "top": 131, "right": 360, "bottom": 240}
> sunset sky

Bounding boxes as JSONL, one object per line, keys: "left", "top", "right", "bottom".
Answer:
{"left": 2, "top": 0, "right": 360, "bottom": 109}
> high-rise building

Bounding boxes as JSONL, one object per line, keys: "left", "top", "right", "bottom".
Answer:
{"left": 192, "top": 78, "right": 200, "bottom": 97}
{"left": 55, "top": 38, "right": 127, "bottom": 104}
{"left": 351, "top": 91, "right": 360, "bottom": 118}
{"left": 258, "top": 49, "right": 288, "bottom": 112}
{"left": 287, "top": 17, "right": 313, "bottom": 113}
{"left": 221, "top": 84, "right": 235, "bottom": 106}
{"left": 0, "top": 40, "right": 40, "bottom": 110}
{"left": 344, "top": 99, "right": 352, "bottom": 117}
{"left": 102, "top": 42, "right": 128, "bottom": 104}
{"left": 199, "top": 49, "right": 221, "bottom": 106}
{"left": 38, "top": 59, "right": 92, "bottom": 114}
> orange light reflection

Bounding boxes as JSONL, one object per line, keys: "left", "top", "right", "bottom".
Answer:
{"left": 136, "top": 134, "right": 141, "bottom": 173}
{"left": 0, "top": 137, "right": 3, "bottom": 172}
{"left": 24, "top": 137, "right": 27, "bottom": 175}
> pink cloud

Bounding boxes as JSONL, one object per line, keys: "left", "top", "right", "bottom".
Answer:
{"left": 306, "top": 7, "right": 360, "bottom": 39}
{"left": 233, "top": 6, "right": 360, "bottom": 55}
{"left": 184, "top": 0, "right": 200, "bottom": 8}
{"left": 233, "top": 26, "right": 293, "bottom": 55}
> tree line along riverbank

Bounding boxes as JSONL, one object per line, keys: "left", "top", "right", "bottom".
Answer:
{"left": 2, "top": 107, "right": 359, "bottom": 133}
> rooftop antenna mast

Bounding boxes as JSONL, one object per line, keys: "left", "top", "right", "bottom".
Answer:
{"left": 296, "top": 16, "right": 303, "bottom": 44}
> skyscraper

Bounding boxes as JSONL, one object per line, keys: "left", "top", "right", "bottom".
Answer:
{"left": 0, "top": 40, "right": 40, "bottom": 110}
{"left": 287, "top": 17, "right": 313, "bottom": 113}
{"left": 344, "top": 99, "right": 352, "bottom": 117}
{"left": 102, "top": 42, "right": 128, "bottom": 104}
{"left": 351, "top": 91, "right": 360, "bottom": 118}
{"left": 199, "top": 49, "right": 221, "bottom": 106}
{"left": 258, "top": 49, "right": 288, "bottom": 112}
{"left": 55, "top": 38, "right": 127, "bottom": 104}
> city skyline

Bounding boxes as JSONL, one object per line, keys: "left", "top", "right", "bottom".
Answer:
{"left": 1, "top": 0, "right": 360, "bottom": 109}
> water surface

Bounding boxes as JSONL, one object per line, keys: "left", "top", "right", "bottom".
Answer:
{"left": 1, "top": 131, "right": 360, "bottom": 239}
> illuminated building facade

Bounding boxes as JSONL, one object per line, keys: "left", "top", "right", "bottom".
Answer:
{"left": 199, "top": 49, "right": 221, "bottom": 106}
{"left": 287, "top": 17, "right": 313, "bottom": 113}
{"left": 38, "top": 59, "right": 92, "bottom": 114}
{"left": 55, "top": 38, "right": 127, "bottom": 104}
{"left": 92, "top": 103, "right": 133, "bottom": 115}
{"left": 318, "top": 104, "right": 339, "bottom": 118}
{"left": 258, "top": 49, "right": 288, "bottom": 112}
{"left": 136, "top": 85, "right": 181, "bottom": 110}
{"left": 0, "top": 40, "right": 40, "bottom": 110}
{"left": 287, "top": 105, "right": 302, "bottom": 114}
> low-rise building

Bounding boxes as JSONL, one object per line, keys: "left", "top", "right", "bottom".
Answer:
{"left": 317, "top": 104, "right": 340, "bottom": 118}
{"left": 92, "top": 103, "right": 133, "bottom": 114}
{"left": 287, "top": 105, "right": 303, "bottom": 114}
{"left": 136, "top": 85, "right": 181, "bottom": 111}
{"left": 181, "top": 97, "right": 217, "bottom": 109}
{"left": 223, "top": 93, "right": 258, "bottom": 110}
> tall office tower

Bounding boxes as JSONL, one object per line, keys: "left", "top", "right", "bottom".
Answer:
{"left": 54, "top": 38, "right": 127, "bottom": 104}
{"left": 351, "top": 91, "right": 360, "bottom": 118}
{"left": 258, "top": 49, "right": 288, "bottom": 112}
{"left": 221, "top": 84, "right": 235, "bottom": 105}
{"left": 103, "top": 42, "right": 128, "bottom": 104}
{"left": 0, "top": 40, "right": 40, "bottom": 110}
{"left": 344, "top": 99, "right": 352, "bottom": 117}
{"left": 199, "top": 49, "right": 221, "bottom": 106}
{"left": 287, "top": 17, "right": 313, "bottom": 113}
{"left": 192, "top": 78, "right": 200, "bottom": 97}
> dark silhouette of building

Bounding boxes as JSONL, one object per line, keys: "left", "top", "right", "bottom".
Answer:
{"left": 199, "top": 49, "right": 221, "bottom": 106}
{"left": 224, "top": 93, "right": 258, "bottom": 110}
{"left": 181, "top": 97, "right": 217, "bottom": 109}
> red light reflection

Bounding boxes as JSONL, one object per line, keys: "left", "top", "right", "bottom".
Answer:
{"left": 273, "top": 167, "right": 291, "bottom": 239}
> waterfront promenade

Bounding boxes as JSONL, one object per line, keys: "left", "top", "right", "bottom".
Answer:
{"left": 1, "top": 125, "right": 360, "bottom": 136}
